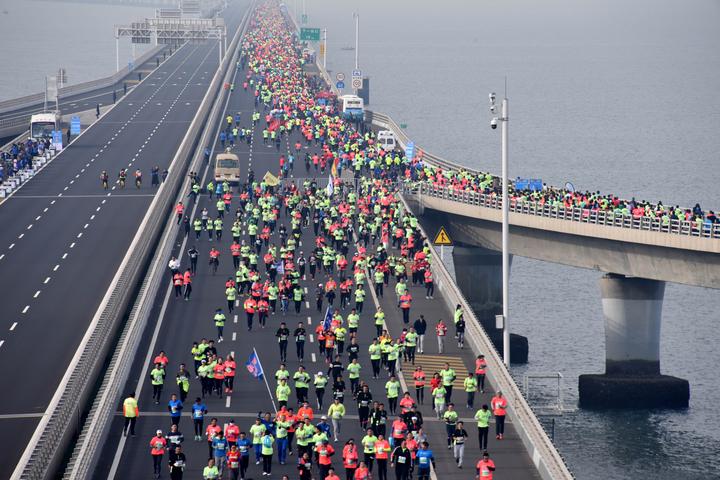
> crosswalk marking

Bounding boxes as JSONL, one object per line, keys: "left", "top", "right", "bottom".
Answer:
{"left": 402, "top": 354, "right": 469, "bottom": 389}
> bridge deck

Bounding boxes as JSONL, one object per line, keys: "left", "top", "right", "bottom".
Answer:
{"left": 92, "top": 26, "right": 539, "bottom": 479}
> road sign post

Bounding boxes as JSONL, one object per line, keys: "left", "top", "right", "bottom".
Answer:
{"left": 351, "top": 69, "right": 363, "bottom": 92}
{"left": 300, "top": 27, "right": 320, "bottom": 41}
{"left": 432, "top": 226, "right": 453, "bottom": 261}
{"left": 70, "top": 116, "right": 81, "bottom": 136}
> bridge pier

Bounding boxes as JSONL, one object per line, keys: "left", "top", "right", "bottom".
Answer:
{"left": 579, "top": 274, "right": 689, "bottom": 408}
{"left": 451, "top": 245, "right": 528, "bottom": 363}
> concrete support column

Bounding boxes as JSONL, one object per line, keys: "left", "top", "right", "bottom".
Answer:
{"left": 452, "top": 245, "right": 528, "bottom": 363}
{"left": 602, "top": 274, "right": 663, "bottom": 375}
{"left": 579, "top": 274, "right": 689, "bottom": 409}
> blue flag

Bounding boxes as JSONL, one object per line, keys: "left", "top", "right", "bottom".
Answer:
{"left": 322, "top": 306, "right": 333, "bottom": 331}
{"left": 245, "top": 351, "right": 264, "bottom": 380}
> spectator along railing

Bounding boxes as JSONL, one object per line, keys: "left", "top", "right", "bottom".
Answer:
{"left": 411, "top": 183, "right": 720, "bottom": 240}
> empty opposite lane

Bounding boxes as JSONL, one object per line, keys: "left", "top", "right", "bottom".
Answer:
{"left": 0, "top": 3, "right": 249, "bottom": 479}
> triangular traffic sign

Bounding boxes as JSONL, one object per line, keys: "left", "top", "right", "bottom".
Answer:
{"left": 433, "top": 226, "right": 453, "bottom": 246}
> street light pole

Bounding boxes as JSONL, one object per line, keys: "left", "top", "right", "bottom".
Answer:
{"left": 354, "top": 13, "right": 359, "bottom": 70}
{"left": 501, "top": 96, "right": 510, "bottom": 366}
{"left": 353, "top": 12, "right": 360, "bottom": 95}
{"left": 490, "top": 89, "right": 510, "bottom": 366}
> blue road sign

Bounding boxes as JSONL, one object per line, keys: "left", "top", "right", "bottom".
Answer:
{"left": 70, "top": 116, "right": 81, "bottom": 135}
{"left": 336, "top": 81, "right": 345, "bottom": 89}
{"left": 51, "top": 130, "right": 63, "bottom": 149}
{"left": 405, "top": 141, "right": 415, "bottom": 160}
{"left": 515, "top": 177, "right": 543, "bottom": 191}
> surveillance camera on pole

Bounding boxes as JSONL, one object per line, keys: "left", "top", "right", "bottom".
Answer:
{"left": 488, "top": 87, "right": 510, "bottom": 366}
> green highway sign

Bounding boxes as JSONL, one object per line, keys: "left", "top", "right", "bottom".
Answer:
{"left": 300, "top": 27, "right": 320, "bottom": 41}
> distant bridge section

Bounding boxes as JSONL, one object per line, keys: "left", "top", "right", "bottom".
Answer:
{"left": 407, "top": 183, "right": 720, "bottom": 289}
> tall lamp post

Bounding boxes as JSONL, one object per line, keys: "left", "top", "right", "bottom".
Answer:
{"left": 490, "top": 90, "right": 510, "bottom": 366}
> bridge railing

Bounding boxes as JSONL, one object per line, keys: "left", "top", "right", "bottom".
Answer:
{"left": 365, "top": 110, "right": 719, "bottom": 240}
{"left": 0, "top": 45, "right": 165, "bottom": 116}
{"left": 413, "top": 183, "right": 720, "bottom": 239}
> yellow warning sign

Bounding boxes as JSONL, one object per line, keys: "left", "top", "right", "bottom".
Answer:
{"left": 433, "top": 226, "right": 453, "bottom": 246}
{"left": 263, "top": 171, "right": 279, "bottom": 186}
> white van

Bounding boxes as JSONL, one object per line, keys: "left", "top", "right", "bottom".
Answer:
{"left": 377, "top": 130, "right": 396, "bottom": 151}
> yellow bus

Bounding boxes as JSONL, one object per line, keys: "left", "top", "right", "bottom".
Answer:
{"left": 214, "top": 150, "right": 241, "bottom": 184}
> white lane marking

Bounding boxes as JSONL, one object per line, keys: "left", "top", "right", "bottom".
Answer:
{"left": 0, "top": 254, "right": 4, "bottom": 260}
{"left": 70, "top": 243, "right": 75, "bottom": 249}
{"left": 307, "top": 316, "right": 312, "bottom": 325}
{"left": 96, "top": 207, "right": 101, "bottom": 212}
{"left": 232, "top": 332, "right": 237, "bottom": 341}
{"left": 311, "top": 353, "right": 317, "bottom": 363}
{"left": 90, "top": 215, "right": 95, "bottom": 220}
{"left": 53, "top": 264, "right": 59, "bottom": 271}
{"left": 18, "top": 234, "right": 23, "bottom": 239}
{"left": 233, "top": 315, "right": 238, "bottom": 324}
{"left": 33, "top": 291, "right": 40, "bottom": 298}
{"left": 44, "top": 277, "right": 50, "bottom": 284}
{"left": 102, "top": 199, "right": 107, "bottom": 204}
{"left": 64, "top": 186, "right": 68, "bottom": 191}
{"left": 309, "top": 334, "right": 314, "bottom": 343}
{"left": 77, "top": 233, "right": 83, "bottom": 238}
{"left": 22, "top": 306, "right": 29, "bottom": 314}
{"left": 304, "top": 287, "right": 308, "bottom": 294}
{"left": 62, "top": 253, "right": 68, "bottom": 259}
{"left": 43, "top": 208, "right": 48, "bottom": 213}
{"left": 305, "top": 301, "right": 310, "bottom": 308}
{"left": 27, "top": 224, "right": 32, "bottom": 230}
{"left": 9, "top": 322, "right": 17, "bottom": 331}
{"left": 35, "top": 216, "right": 41, "bottom": 221}
{"left": 0, "top": 341, "right": 4, "bottom": 348}
{"left": 225, "top": 396, "right": 231, "bottom": 408}
{"left": 51, "top": 200, "right": 56, "bottom": 204}
{"left": 9, "top": 243, "right": 14, "bottom": 249}
{"left": 84, "top": 223, "right": 89, "bottom": 229}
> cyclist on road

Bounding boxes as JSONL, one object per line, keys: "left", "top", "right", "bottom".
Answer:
{"left": 135, "top": 169, "right": 143, "bottom": 188}
{"left": 118, "top": 168, "right": 127, "bottom": 188}
{"left": 100, "top": 170, "right": 109, "bottom": 190}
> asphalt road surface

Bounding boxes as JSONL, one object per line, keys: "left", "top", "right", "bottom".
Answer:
{"left": 94, "top": 30, "right": 540, "bottom": 480}
{"left": 0, "top": 2, "right": 249, "bottom": 478}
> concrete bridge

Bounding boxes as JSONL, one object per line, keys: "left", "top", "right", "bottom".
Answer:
{"left": 365, "top": 112, "right": 719, "bottom": 409}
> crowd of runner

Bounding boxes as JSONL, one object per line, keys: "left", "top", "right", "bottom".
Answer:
{"left": 121, "top": 3, "right": 506, "bottom": 479}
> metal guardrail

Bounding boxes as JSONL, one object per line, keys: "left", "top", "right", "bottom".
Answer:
{"left": 365, "top": 111, "right": 719, "bottom": 240}
{"left": 9, "top": 30, "right": 231, "bottom": 480}
{"left": 0, "top": 45, "right": 164, "bottom": 115}
{"left": 414, "top": 183, "right": 720, "bottom": 239}
{"left": 60, "top": 5, "right": 252, "bottom": 479}
{"left": 395, "top": 193, "right": 575, "bottom": 480}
